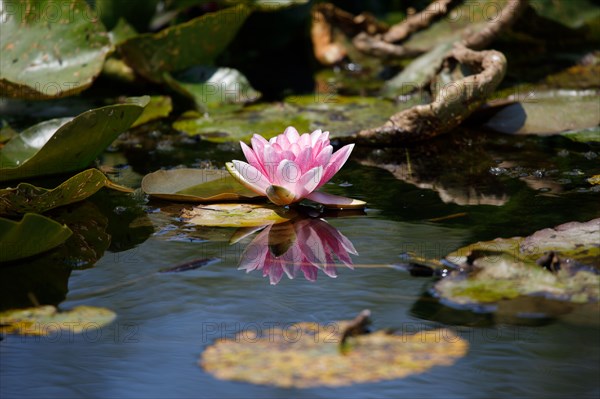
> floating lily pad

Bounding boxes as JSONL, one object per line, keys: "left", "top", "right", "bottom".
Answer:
{"left": 131, "top": 96, "right": 172, "bottom": 127}
{"left": 435, "top": 219, "right": 600, "bottom": 309}
{"left": 200, "top": 315, "right": 468, "bottom": 388}
{"left": 181, "top": 203, "right": 294, "bottom": 227}
{"left": 142, "top": 168, "right": 260, "bottom": 202}
{"left": 0, "top": 305, "right": 116, "bottom": 336}
{"left": 164, "top": 67, "right": 260, "bottom": 111}
{"left": 305, "top": 191, "right": 366, "bottom": 210}
{"left": 483, "top": 92, "right": 600, "bottom": 136}
{"left": 0, "top": 0, "right": 112, "bottom": 99}
{"left": 173, "top": 95, "right": 401, "bottom": 142}
{"left": 119, "top": 5, "right": 251, "bottom": 82}
{"left": 0, "top": 96, "right": 148, "bottom": 182}
{"left": 0, "top": 213, "right": 72, "bottom": 262}
{"left": 0, "top": 169, "right": 108, "bottom": 216}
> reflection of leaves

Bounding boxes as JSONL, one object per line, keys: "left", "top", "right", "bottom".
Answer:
{"left": 0, "top": 169, "right": 107, "bottom": 216}
{"left": 0, "top": 305, "right": 116, "bottom": 335}
{"left": 435, "top": 219, "right": 600, "bottom": 310}
{"left": 0, "top": 0, "right": 112, "bottom": 99}
{"left": 201, "top": 313, "right": 468, "bottom": 388}
{"left": 239, "top": 218, "right": 357, "bottom": 284}
{"left": 142, "top": 168, "right": 259, "bottom": 202}
{"left": 0, "top": 97, "right": 149, "bottom": 182}
{"left": 0, "top": 213, "right": 72, "bottom": 262}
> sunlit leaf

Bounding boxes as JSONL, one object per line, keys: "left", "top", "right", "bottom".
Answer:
{"left": 0, "top": 0, "right": 112, "bottom": 99}
{"left": 0, "top": 96, "right": 149, "bottom": 182}
{"left": 0, "top": 213, "right": 72, "bottom": 262}
{"left": 436, "top": 218, "right": 600, "bottom": 309}
{"left": 131, "top": 95, "right": 173, "bottom": 127}
{"left": 201, "top": 314, "right": 468, "bottom": 388}
{"left": 0, "top": 305, "right": 116, "bottom": 335}
{"left": 181, "top": 203, "right": 294, "bottom": 227}
{"left": 141, "top": 168, "right": 260, "bottom": 202}
{"left": 0, "top": 169, "right": 108, "bottom": 216}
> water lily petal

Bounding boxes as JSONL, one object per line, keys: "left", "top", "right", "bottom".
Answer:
{"left": 275, "top": 159, "right": 301, "bottom": 190}
{"left": 314, "top": 145, "right": 333, "bottom": 167}
{"left": 250, "top": 134, "right": 268, "bottom": 153}
{"left": 283, "top": 126, "right": 300, "bottom": 143}
{"left": 296, "top": 166, "right": 323, "bottom": 199}
{"left": 298, "top": 132, "right": 311, "bottom": 149}
{"left": 226, "top": 161, "right": 270, "bottom": 195}
{"left": 318, "top": 143, "right": 354, "bottom": 188}
{"left": 310, "top": 129, "right": 323, "bottom": 146}
{"left": 240, "top": 141, "right": 266, "bottom": 175}
{"left": 295, "top": 145, "right": 314, "bottom": 174}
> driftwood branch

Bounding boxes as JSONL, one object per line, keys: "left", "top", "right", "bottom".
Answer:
{"left": 383, "top": 0, "right": 459, "bottom": 43}
{"left": 353, "top": 46, "right": 507, "bottom": 145}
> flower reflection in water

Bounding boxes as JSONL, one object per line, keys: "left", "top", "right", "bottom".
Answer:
{"left": 238, "top": 218, "right": 357, "bottom": 285}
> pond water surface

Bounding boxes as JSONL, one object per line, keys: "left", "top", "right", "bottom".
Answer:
{"left": 1, "top": 127, "right": 599, "bottom": 398}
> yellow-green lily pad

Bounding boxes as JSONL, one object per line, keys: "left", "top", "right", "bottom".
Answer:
{"left": 436, "top": 218, "right": 600, "bottom": 308}
{"left": 200, "top": 314, "right": 468, "bottom": 388}
{"left": 0, "top": 305, "right": 116, "bottom": 335}
{"left": 181, "top": 203, "right": 294, "bottom": 227}
{"left": 131, "top": 95, "right": 173, "bottom": 127}
{"left": 141, "top": 168, "right": 260, "bottom": 202}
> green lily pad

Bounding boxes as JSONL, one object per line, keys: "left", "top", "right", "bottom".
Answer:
{"left": 200, "top": 314, "right": 468, "bottom": 388}
{"left": 0, "top": 0, "right": 112, "bottom": 99}
{"left": 0, "top": 169, "right": 108, "bottom": 216}
{"left": 435, "top": 218, "right": 600, "bottom": 309}
{"left": 0, "top": 213, "right": 72, "bottom": 262}
{"left": 173, "top": 95, "right": 402, "bottom": 142}
{"left": 141, "top": 168, "right": 260, "bottom": 202}
{"left": 0, "top": 305, "right": 116, "bottom": 335}
{"left": 119, "top": 5, "right": 251, "bottom": 82}
{"left": 181, "top": 203, "right": 294, "bottom": 227}
{"left": 164, "top": 67, "right": 260, "bottom": 111}
{"left": 0, "top": 96, "right": 148, "bottom": 182}
{"left": 131, "top": 95, "right": 173, "bottom": 127}
{"left": 483, "top": 92, "right": 600, "bottom": 136}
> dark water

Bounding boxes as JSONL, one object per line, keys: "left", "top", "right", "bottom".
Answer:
{"left": 1, "top": 128, "right": 599, "bottom": 398}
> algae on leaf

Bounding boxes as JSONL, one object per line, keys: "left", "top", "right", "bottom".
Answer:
{"left": 435, "top": 219, "right": 600, "bottom": 309}
{"left": 201, "top": 312, "right": 468, "bottom": 388}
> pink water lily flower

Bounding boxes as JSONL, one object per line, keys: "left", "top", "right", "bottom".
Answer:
{"left": 226, "top": 127, "right": 354, "bottom": 206}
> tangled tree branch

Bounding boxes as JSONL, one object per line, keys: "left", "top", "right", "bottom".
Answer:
{"left": 352, "top": 46, "right": 507, "bottom": 145}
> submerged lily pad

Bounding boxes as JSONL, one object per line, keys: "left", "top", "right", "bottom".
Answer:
{"left": 119, "top": 5, "right": 251, "bottom": 82}
{"left": 0, "top": 305, "right": 116, "bottom": 335}
{"left": 0, "top": 213, "right": 72, "bottom": 262}
{"left": 0, "top": 169, "right": 108, "bottom": 216}
{"left": 141, "top": 168, "right": 259, "bottom": 202}
{"left": 0, "top": 0, "right": 111, "bottom": 99}
{"left": 181, "top": 203, "right": 294, "bottom": 227}
{"left": 0, "top": 96, "right": 148, "bottom": 182}
{"left": 435, "top": 219, "right": 600, "bottom": 309}
{"left": 200, "top": 314, "right": 468, "bottom": 388}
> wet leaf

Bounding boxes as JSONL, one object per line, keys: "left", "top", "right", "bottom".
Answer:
{"left": 0, "top": 96, "right": 149, "bottom": 182}
{"left": 0, "top": 213, "right": 72, "bottom": 262}
{"left": 131, "top": 96, "right": 173, "bottom": 127}
{"left": 200, "top": 315, "right": 468, "bottom": 388}
{"left": 0, "top": 305, "right": 116, "bottom": 335}
{"left": 0, "top": 0, "right": 112, "bottom": 99}
{"left": 305, "top": 191, "right": 366, "bottom": 210}
{"left": 164, "top": 67, "right": 260, "bottom": 111}
{"left": 119, "top": 5, "right": 251, "bottom": 82}
{"left": 181, "top": 203, "right": 294, "bottom": 227}
{"left": 0, "top": 169, "right": 107, "bottom": 216}
{"left": 483, "top": 92, "right": 600, "bottom": 136}
{"left": 435, "top": 218, "right": 600, "bottom": 309}
{"left": 141, "top": 168, "right": 259, "bottom": 202}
